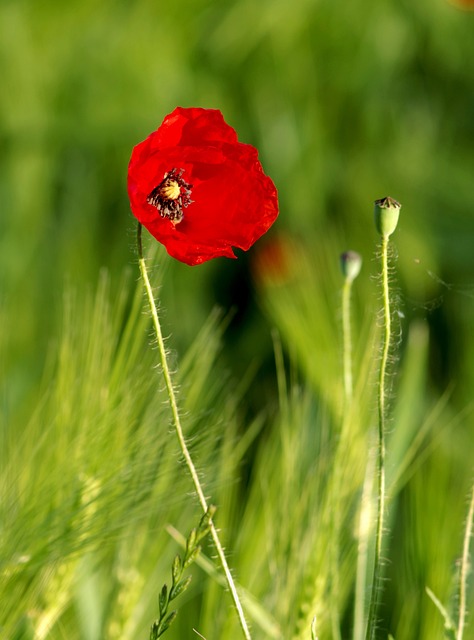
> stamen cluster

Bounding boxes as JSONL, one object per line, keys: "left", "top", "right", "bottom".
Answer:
{"left": 147, "top": 168, "right": 193, "bottom": 224}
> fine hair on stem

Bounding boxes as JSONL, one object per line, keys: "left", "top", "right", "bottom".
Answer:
{"left": 136, "top": 222, "right": 252, "bottom": 640}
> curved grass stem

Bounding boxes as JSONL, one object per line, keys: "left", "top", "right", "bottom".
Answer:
{"left": 365, "top": 234, "right": 390, "bottom": 640}
{"left": 137, "top": 223, "right": 252, "bottom": 640}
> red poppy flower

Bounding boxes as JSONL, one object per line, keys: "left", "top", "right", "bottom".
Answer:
{"left": 127, "top": 107, "right": 279, "bottom": 266}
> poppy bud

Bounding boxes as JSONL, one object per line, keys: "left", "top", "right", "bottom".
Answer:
{"left": 340, "top": 251, "right": 362, "bottom": 282}
{"left": 374, "top": 196, "right": 401, "bottom": 237}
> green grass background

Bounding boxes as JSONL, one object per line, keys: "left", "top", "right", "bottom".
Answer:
{"left": 1, "top": 0, "right": 474, "bottom": 638}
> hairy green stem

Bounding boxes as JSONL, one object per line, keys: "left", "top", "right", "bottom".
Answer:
{"left": 457, "top": 481, "right": 474, "bottom": 640}
{"left": 137, "top": 223, "right": 252, "bottom": 640}
{"left": 365, "top": 235, "right": 390, "bottom": 640}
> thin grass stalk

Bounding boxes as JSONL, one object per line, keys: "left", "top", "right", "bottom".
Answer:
{"left": 457, "top": 481, "right": 474, "bottom": 640}
{"left": 328, "top": 447, "right": 343, "bottom": 640}
{"left": 342, "top": 277, "right": 354, "bottom": 407}
{"left": 365, "top": 234, "right": 390, "bottom": 640}
{"left": 353, "top": 451, "right": 374, "bottom": 640}
{"left": 136, "top": 223, "right": 252, "bottom": 640}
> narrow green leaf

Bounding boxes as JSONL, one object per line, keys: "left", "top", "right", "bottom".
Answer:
{"left": 157, "top": 610, "right": 177, "bottom": 637}
{"left": 183, "top": 544, "right": 201, "bottom": 569}
{"left": 169, "top": 575, "right": 192, "bottom": 601}
{"left": 171, "top": 554, "right": 182, "bottom": 586}
{"left": 185, "top": 528, "right": 197, "bottom": 560}
{"left": 197, "top": 505, "right": 216, "bottom": 540}
{"left": 149, "top": 620, "right": 160, "bottom": 640}
{"left": 159, "top": 584, "right": 168, "bottom": 617}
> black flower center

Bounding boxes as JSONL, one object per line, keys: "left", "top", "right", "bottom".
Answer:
{"left": 147, "top": 168, "right": 193, "bottom": 224}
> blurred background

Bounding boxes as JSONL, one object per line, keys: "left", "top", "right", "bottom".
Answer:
{"left": 2, "top": 0, "right": 474, "bottom": 401}
{"left": 1, "top": 0, "right": 474, "bottom": 637}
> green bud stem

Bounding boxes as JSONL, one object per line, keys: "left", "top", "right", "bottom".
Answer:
{"left": 340, "top": 251, "right": 362, "bottom": 407}
{"left": 365, "top": 233, "right": 390, "bottom": 640}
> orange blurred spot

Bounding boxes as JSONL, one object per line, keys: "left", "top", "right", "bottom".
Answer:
{"left": 252, "top": 234, "right": 300, "bottom": 287}
{"left": 448, "top": 0, "right": 474, "bottom": 9}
